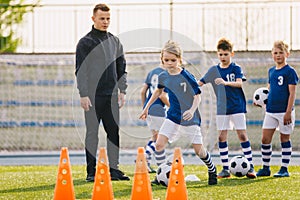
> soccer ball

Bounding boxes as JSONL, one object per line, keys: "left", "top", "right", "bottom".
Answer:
{"left": 229, "top": 155, "right": 250, "bottom": 177}
{"left": 253, "top": 87, "right": 269, "bottom": 107}
{"left": 156, "top": 162, "right": 172, "bottom": 186}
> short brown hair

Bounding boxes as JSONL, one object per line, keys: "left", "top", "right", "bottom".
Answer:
{"left": 217, "top": 37, "right": 233, "bottom": 52}
{"left": 93, "top": 3, "right": 110, "bottom": 15}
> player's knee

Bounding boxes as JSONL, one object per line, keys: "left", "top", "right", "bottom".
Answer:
{"left": 218, "top": 136, "right": 223, "bottom": 142}
{"left": 261, "top": 138, "right": 270, "bottom": 144}
{"left": 218, "top": 135, "right": 226, "bottom": 142}
{"left": 196, "top": 145, "right": 207, "bottom": 158}
{"left": 199, "top": 149, "right": 207, "bottom": 158}
{"left": 155, "top": 143, "right": 164, "bottom": 152}
{"left": 239, "top": 133, "right": 248, "bottom": 141}
{"left": 152, "top": 131, "right": 159, "bottom": 141}
{"left": 261, "top": 135, "right": 271, "bottom": 144}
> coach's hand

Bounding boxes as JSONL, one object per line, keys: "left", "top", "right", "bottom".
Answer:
{"left": 80, "top": 96, "right": 92, "bottom": 111}
{"left": 119, "top": 93, "right": 126, "bottom": 108}
{"left": 183, "top": 110, "right": 193, "bottom": 121}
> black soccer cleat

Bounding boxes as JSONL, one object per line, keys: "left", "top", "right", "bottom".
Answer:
{"left": 208, "top": 169, "right": 218, "bottom": 185}
{"left": 110, "top": 168, "right": 130, "bottom": 181}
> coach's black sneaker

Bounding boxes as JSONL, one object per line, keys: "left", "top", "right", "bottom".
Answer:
{"left": 86, "top": 174, "right": 95, "bottom": 182}
{"left": 110, "top": 168, "right": 130, "bottom": 181}
{"left": 208, "top": 170, "right": 218, "bottom": 185}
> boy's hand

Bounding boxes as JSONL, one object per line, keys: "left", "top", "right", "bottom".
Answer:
{"left": 283, "top": 112, "right": 292, "bottom": 125}
{"left": 253, "top": 102, "right": 261, "bottom": 107}
{"left": 214, "top": 78, "right": 226, "bottom": 85}
{"left": 139, "top": 109, "right": 148, "bottom": 120}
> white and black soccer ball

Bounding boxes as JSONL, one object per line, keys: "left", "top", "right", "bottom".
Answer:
{"left": 253, "top": 87, "right": 269, "bottom": 107}
{"left": 156, "top": 162, "right": 172, "bottom": 186}
{"left": 229, "top": 155, "right": 250, "bottom": 177}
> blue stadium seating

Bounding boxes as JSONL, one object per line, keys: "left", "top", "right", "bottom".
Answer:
{"left": 1, "top": 119, "right": 300, "bottom": 128}
{"left": 248, "top": 78, "right": 268, "bottom": 84}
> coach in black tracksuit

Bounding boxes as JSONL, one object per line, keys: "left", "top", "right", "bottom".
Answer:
{"left": 75, "top": 4, "right": 129, "bottom": 182}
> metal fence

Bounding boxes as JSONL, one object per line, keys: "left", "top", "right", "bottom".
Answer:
{"left": 1, "top": 51, "right": 300, "bottom": 151}
{"left": 1, "top": 1, "right": 300, "bottom": 152}
{"left": 3, "top": 0, "right": 299, "bottom": 53}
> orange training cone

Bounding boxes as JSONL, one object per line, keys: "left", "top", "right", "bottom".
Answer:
{"left": 92, "top": 147, "right": 114, "bottom": 200}
{"left": 166, "top": 147, "right": 188, "bottom": 200}
{"left": 53, "top": 147, "right": 75, "bottom": 200}
{"left": 130, "top": 147, "right": 152, "bottom": 200}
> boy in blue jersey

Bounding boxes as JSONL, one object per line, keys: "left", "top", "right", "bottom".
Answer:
{"left": 141, "top": 66, "right": 169, "bottom": 173}
{"left": 198, "top": 38, "right": 256, "bottom": 179}
{"left": 256, "top": 40, "right": 298, "bottom": 177}
{"left": 140, "top": 40, "right": 217, "bottom": 185}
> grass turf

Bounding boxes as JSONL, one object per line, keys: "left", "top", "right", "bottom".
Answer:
{"left": 0, "top": 165, "right": 300, "bottom": 199}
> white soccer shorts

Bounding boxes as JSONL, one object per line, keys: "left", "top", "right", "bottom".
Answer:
{"left": 262, "top": 111, "right": 295, "bottom": 134}
{"left": 159, "top": 119, "right": 203, "bottom": 144}
{"left": 146, "top": 115, "right": 165, "bottom": 131}
{"left": 216, "top": 113, "right": 246, "bottom": 131}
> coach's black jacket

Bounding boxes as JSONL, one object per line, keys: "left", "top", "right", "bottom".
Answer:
{"left": 75, "top": 26, "right": 127, "bottom": 102}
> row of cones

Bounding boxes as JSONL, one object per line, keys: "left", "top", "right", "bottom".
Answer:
{"left": 53, "top": 147, "right": 187, "bottom": 200}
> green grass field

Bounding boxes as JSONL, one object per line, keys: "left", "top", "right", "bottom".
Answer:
{"left": 1, "top": 165, "right": 300, "bottom": 200}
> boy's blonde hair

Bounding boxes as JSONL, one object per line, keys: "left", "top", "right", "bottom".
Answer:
{"left": 161, "top": 40, "right": 182, "bottom": 64}
{"left": 272, "top": 40, "right": 290, "bottom": 53}
{"left": 217, "top": 37, "right": 233, "bottom": 52}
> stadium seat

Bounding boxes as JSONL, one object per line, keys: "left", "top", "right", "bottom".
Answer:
{"left": 246, "top": 120, "right": 263, "bottom": 126}
{"left": 20, "top": 121, "right": 41, "bottom": 127}
{"left": 248, "top": 78, "right": 268, "bottom": 84}
{"left": 0, "top": 121, "right": 18, "bottom": 128}
{"left": 13, "top": 80, "right": 34, "bottom": 86}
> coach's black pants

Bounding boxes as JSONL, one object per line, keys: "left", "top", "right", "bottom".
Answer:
{"left": 84, "top": 94, "right": 120, "bottom": 176}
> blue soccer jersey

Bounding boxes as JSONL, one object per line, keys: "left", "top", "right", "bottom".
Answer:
{"left": 157, "top": 68, "right": 201, "bottom": 126}
{"left": 267, "top": 64, "right": 299, "bottom": 113}
{"left": 200, "top": 62, "right": 247, "bottom": 115}
{"left": 144, "top": 67, "right": 166, "bottom": 117}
